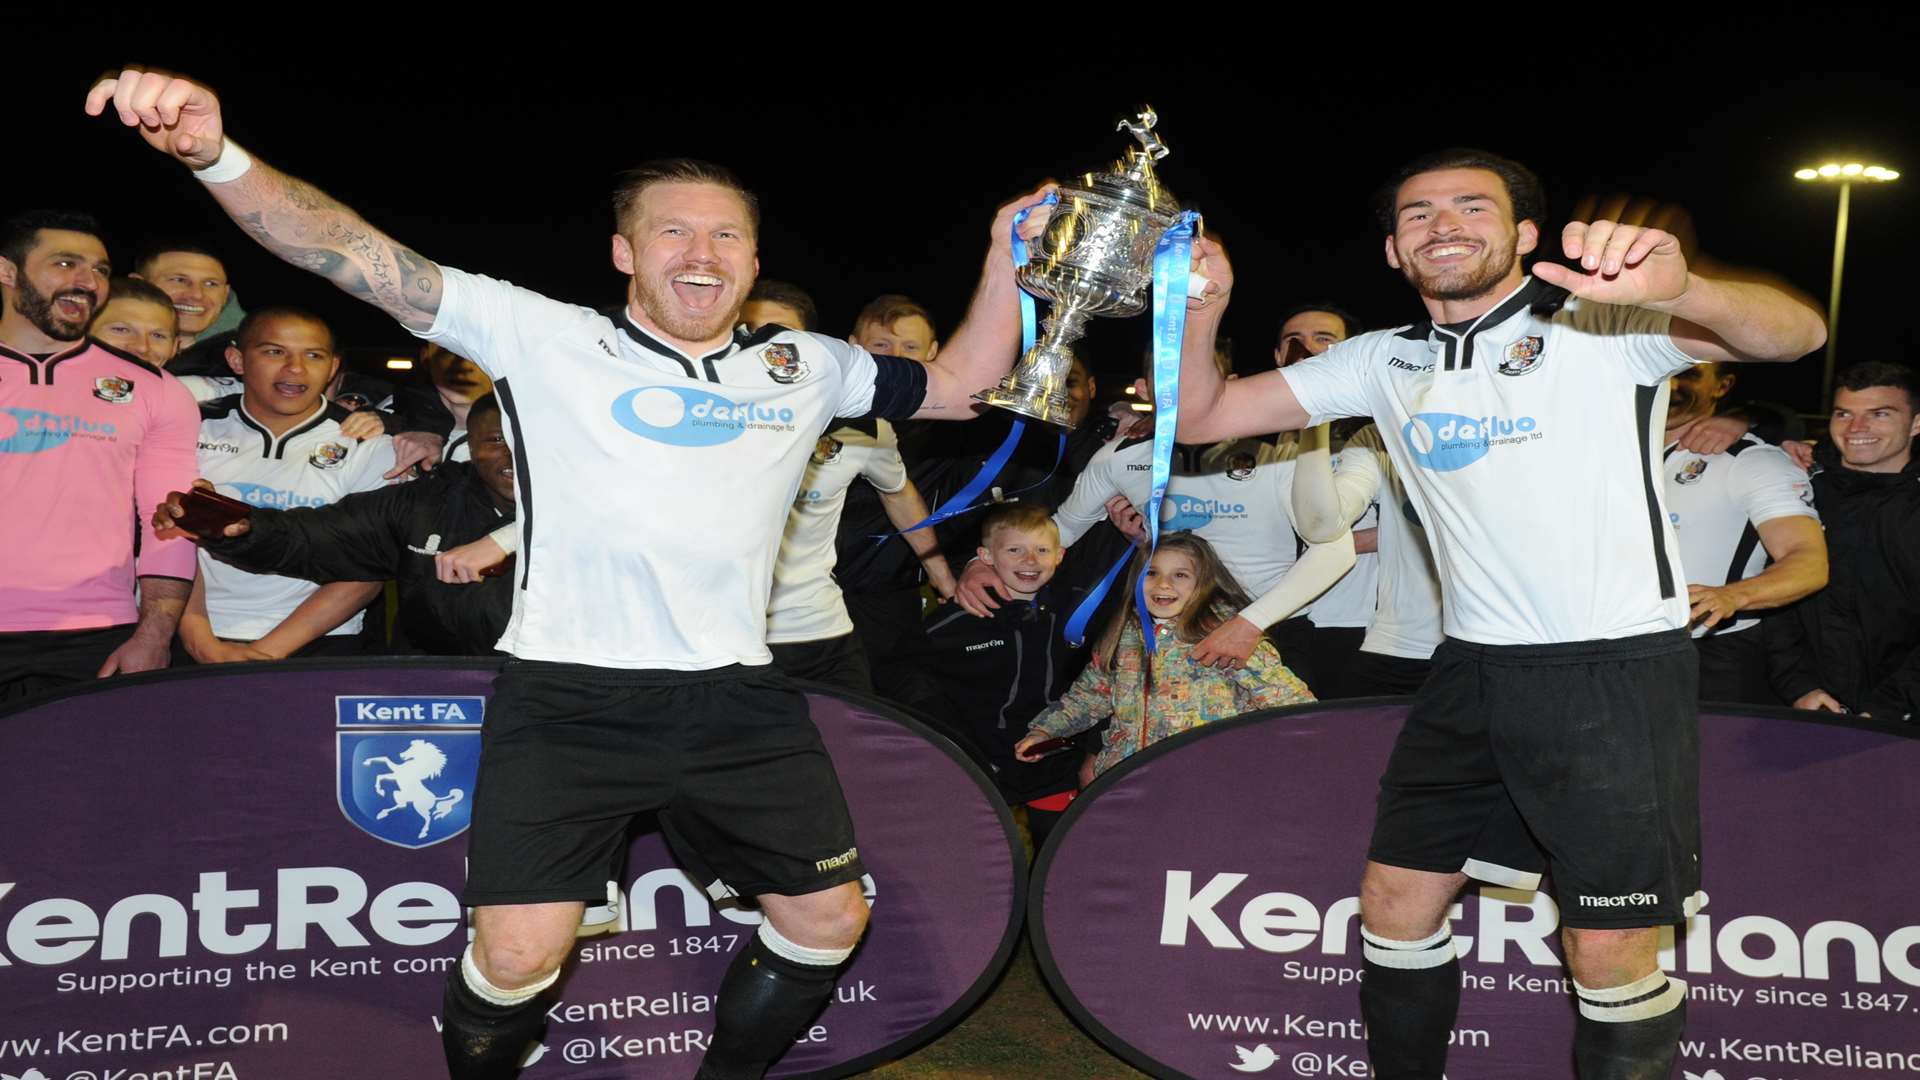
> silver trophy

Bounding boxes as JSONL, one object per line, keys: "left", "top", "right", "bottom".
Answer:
{"left": 975, "top": 107, "right": 1189, "bottom": 428}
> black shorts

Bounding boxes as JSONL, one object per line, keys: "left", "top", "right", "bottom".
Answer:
{"left": 1369, "top": 630, "right": 1701, "bottom": 929}
{"left": 464, "top": 660, "right": 866, "bottom": 907}
{"left": 0, "top": 624, "right": 130, "bottom": 703}
{"left": 768, "top": 633, "right": 873, "bottom": 695}
{"left": 1342, "top": 649, "right": 1434, "bottom": 697}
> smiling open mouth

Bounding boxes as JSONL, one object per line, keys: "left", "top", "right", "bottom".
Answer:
{"left": 670, "top": 272, "right": 725, "bottom": 310}
{"left": 272, "top": 381, "right": 309, "bottom": 399}
{"left": 1421, "top": 243, "right": 1480, "bottom": 262}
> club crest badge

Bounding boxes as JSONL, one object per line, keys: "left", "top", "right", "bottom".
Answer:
{"left": 1498, "top": 335, "right": 1545, "bottom": 376}
{"left": 1675, "top": 459, "right": 1709, "bottom": 485}
{"left": 763, "top": 342, "right": 808, "bottom": 384}
{"left": 812, "top": 436, "right": 843, "bottom": 466}
{"left": 337, "top": 695, "right": 484, "bottom": 848}
{"left": 309, "top": 441, "right": 351, "bottom": 470}
{"left": 1224, "top": 452, "right": 1258, "bottom": 481}
{"left": 334, "top": 391, "right": 372, "bottom": 412}
{"left": 93, "top": 376, "right": 135, "bottom": 404}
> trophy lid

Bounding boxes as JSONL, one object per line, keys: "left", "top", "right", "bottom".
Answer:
{"left": 1082, "top": 107, "right": 1180, "bottom": 215}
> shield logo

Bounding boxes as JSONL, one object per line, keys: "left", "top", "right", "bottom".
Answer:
{"left": 812, "top": 436, "right": 843, "bottom": 465}
{"left": 309, "top": 441, "right": 350, "bottom": 470}
{"left": 762, "top": 342, "right": 809, "bottom": 384}
{"left": 1498, "top": 335, "right": 1545, "bottom": 376}
{"left": 336, "top": 695, "right": 484, "bottom": 849}
{"left": 1224, "top": 452, "right": 1257, "bottom": 481}
{"left": 93, "top": 376, "right": 135, "bottom": 404}
{"left": 1675, "top": 459, "right": 1709, "bottom": 485}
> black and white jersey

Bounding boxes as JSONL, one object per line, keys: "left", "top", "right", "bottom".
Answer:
{"left": 1663, "top": 433, "right": 1818, "bottom": 637}
{"left": 1055, "top": 435, "right": 1311, "bottom": 598}
{"left": 767, "top": 420, "right": 910, "bottom": 645}
{"left": 413, "top": 266, "right": 921, "bottom": 669}
{"left": 1282, "top": 277, "right": 1697, "bottom": 646}
{"left": 196, "top": 397, "right": 395, "bottom": 639}
{"left": 1338, "top": 425, "right": 1445, "bottom": 660}
{"left": 178, "top": 374, "right": 239, "bottom": 404}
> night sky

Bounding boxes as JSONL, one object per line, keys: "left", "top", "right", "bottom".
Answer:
{"left": 13, "top": 11, "right": 1919, "bottom": 412}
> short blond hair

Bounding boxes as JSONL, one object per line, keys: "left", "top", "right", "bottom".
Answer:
{"left": 980, "top": 502, "right": 1058, "bottom": 546}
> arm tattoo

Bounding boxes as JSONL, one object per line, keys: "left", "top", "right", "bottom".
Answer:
{"left": 215, "top": 164, "right": 444, "bottom": 332}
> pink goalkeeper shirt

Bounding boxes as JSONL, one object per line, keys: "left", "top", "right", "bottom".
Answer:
{"left": 1, "top": 339, "right": 201, "bottom": 631}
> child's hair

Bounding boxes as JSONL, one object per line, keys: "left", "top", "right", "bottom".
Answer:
{"left": 979, "top": 501, "right": 1058, "bottom": 547}
{"left": 1093, "top": 532, "right": 1255, "bottom": 671}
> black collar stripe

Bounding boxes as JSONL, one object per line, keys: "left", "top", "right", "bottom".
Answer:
{"left": 277, "top": 407, "right": 335, "bottom": 458}
{"left": 89, "top": 339, "right": 164, "bottom": 377}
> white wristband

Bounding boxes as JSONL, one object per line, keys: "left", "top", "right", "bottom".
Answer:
{"left": 193, "top": 138, "right": 254, "bottom": 184}
{"left": 487, "top": 522, "right": 519, "bottom": 555}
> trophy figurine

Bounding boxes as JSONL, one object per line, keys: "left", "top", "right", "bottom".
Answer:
{"left": 975, "top": 107, "right": 1191, "bottom": 428}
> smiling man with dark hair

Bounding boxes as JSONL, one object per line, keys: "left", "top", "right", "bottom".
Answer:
{"left": 1173, "top": 146, "right": 1826, "bottom": 1078}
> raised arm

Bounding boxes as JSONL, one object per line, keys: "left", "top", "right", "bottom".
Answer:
{"left": 1173, "top": 238, "right": 1312, "bottom": 442}
{"left": 1532, "top": 216, "right": 1826, "bottom": 363}
{"left": 912, "top": 185, "right": 1058, "bottom": 418}
{"left": 86, "top": 67, "right": 443, "bottom": 332}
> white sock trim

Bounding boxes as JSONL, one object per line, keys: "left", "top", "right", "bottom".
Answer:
{"left": 759, "top": 920, "right": 854, "bottom": 968}
{"left": 1575, "top": 971, "right": 1686, "bottom": 1022}
{"left": 1461, "top": 857, "right": 1543, "bottom": 892}
{"left": 1361, "top": 925, "right": 1456, "bottom": 970}
{"left": 461, "top": 945, "right": 558, "bottom": 1007}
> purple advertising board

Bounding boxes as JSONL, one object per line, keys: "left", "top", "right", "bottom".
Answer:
{"left": 1033, "top": 701, "right": 1920, "bottom": 1080}
{"left": 0, "top": 661, "right": 1024, "bottom": 1080}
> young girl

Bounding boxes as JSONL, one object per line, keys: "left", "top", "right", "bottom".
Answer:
{"left": 1012, "top": 532, "right": 1314, "bottom": 779}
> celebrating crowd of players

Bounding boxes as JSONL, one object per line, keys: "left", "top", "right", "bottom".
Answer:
{"left": 1, "top": 63, "right": 1916, "bottom": 1080}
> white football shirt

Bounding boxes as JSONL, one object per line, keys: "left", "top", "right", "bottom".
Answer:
{"left": 413, "top": 266, "right": 917, "bottom": 669}
{"left": 767, "top": 420, "right": 910, "bottom": 644}
{"left": 196, "top": 398, "right": 395, "bottom": 639}
{"left": 1662, "top": 433, "right": 1818, "bottom": 637}
{"left": 1282, "top": 277, "right": 1698, "bottom": 646}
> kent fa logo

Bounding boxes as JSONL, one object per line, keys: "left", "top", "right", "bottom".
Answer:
{"left": 1675, "top": 459, "right": 1709, "bottom": 484}
{"left": 1498, "top": 335, "right": 1544, "bottom": 376}
{"left": 762, "top": 342, "right": 809, "bottom": 384}
{"left": 336, "top": 695, "right": 483, "bottom": 849}
{"left": 93, "top": 375, "right": 135, "bottom": 403}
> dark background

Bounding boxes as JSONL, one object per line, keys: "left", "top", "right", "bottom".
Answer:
{"left": 11, "top": 11, "right": 1918, "bottom": 411}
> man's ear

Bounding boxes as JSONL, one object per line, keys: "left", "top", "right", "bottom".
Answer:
{"left": 1382, "top": 234, "right": 1401, "bottom": 270}
{"left": 976, "top": 545, "right": 994, "bottom": 567}
{"left": 1713, "top": 372, "right": 1737, "bottom": 402}
{"left": 610, "top": 234, "right": 635, "bottom": 275}
{"left": 1516, "top": 220, "right": 1540, "bottom": 258}
{"left": 926, "top": 340, "right": 940, "bottom": 362}
{"left": 0, "top": 256, "right": 17, "bottom": 289}
{"left": 225, "top": 343, "right": 245, "bottom": 376}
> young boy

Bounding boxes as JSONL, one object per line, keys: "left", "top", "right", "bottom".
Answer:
{"left": 895, "top": 502, "right": 1090, "bottom": 847}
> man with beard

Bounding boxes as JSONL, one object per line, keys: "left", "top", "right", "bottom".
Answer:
{"left": 0, "top": 210, "right": 200, "bottom": 700}
{"left": 94, "top": 66, "right": 1047, "bottom": 1080}
{"left": 1173, "top": 149, "right": 1825, "bottom": 1078}
{"left": 1661, "top": 362, "right": 1826, "bottom": 703}
{"left": 159, "top": 393, "right": 517, "bottom": 655}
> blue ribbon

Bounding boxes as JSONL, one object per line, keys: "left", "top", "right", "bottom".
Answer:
{"left": 1133, "top": 211, "right": 1202, "bottom": 653}
{"left": 886, "top": 191, "right": 1062, "bottom": 537}
{"left": 1064, "top": 545, "right": 1135, "bottom": 648}
{"left": 1064, "top": 210, "right": 1201, "bottom": 649}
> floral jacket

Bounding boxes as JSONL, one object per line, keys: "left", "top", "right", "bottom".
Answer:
{"left": 1026, "top": 615, "right": 1313, "bottom": 778}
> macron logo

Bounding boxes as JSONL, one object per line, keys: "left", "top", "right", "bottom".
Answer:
{"left": 964, "top": 639, "right": 1008, "bottom": 652}
{"left": 1581, "top": 892, "right": 1658, "bottom": 908}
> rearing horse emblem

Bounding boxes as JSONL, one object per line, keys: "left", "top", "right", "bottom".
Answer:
{"left": 336, "top": 694, "right": 485, "bottom": 849}
{"left": 363, "top": 739, "right": 466, "bottom": 840}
